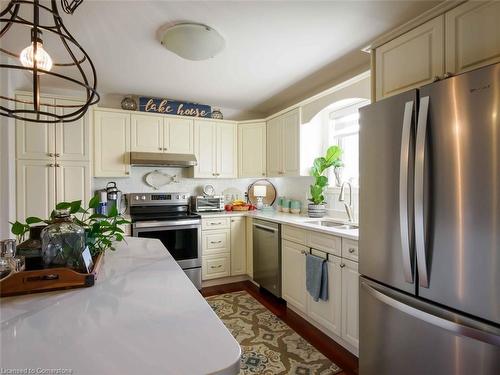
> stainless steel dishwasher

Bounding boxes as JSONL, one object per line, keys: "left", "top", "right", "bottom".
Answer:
{"left": 253, "top": 219, "right": 281, "bottom": 298}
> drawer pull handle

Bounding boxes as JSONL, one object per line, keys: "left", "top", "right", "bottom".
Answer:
{"left": 349, "top": 248, "right": 356, "bottom": 253}
{"left": 210, "top": 222, "right": 222, "bottom": 225}
{"left": 210, "top": 240, "right": 222, "bottom": 244}
{"left": 340, "top": 263, "right": 346, "bottom": 268}
{"left": 210, "top": 264, "right": 222, "bottom": 269}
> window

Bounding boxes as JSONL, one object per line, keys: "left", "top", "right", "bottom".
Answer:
{"left": 329, "top": 99, "right": 369, "bottom": 187}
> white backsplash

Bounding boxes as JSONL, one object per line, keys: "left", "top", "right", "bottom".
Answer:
{"left": 93, "top": 168, "right": 358, "bottom": 220}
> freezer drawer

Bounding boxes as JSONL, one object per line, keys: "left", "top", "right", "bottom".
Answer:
{"left": 360, "top": 277, "right": 500, "bottom": 375}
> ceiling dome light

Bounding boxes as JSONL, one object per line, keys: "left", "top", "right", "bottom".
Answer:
{"left": 160, "top": 23, "right": 225, "bottom": 61}
{"left": 20, "top": 40, "right": 53, "bottom": 73}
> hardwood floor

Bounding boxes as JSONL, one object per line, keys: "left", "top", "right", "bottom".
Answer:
{"left": 202, "top": 280, "right": 359, "bottom": 375}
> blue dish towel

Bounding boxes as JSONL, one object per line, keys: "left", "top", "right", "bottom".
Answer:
{"left": 306, "top": 253, "right": 328, "bottom": 302}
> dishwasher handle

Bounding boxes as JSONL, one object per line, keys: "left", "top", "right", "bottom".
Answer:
{"left": 253, "top": 223, "right": 278, "bottom": 233}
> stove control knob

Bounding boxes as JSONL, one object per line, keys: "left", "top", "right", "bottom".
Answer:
{"left": 134, "top": 195, "right": 139, "bottom": 201}
{"left": 141, "top": 195, "right": 146, "bottom": 201}
{"left": 176, "top": 195, "right": 180, "bottom": 199}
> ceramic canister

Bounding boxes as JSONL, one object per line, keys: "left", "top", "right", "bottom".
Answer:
{"left": 290, "top": 200, "right": 301, "bottom": 214}
{"left": 276, "top": 196, "right": 285, "bottom": 212}
{"left": 281, "top": 199, "right": 291, "bottom": 213}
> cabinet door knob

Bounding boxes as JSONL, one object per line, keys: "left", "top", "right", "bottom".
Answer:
{"left": 349, "top": 248, "right": 356, "bottom": 253}
{"left": 163, "top": 147, "right": 167, "bottom": 151}
{"left": 340, "top": 263, "right": 346, "bottom": 268}
{"left": 48, "top": 153, "right": 54, "bottom": 157}
{"left": 55, "top": 163, "right": 60, "bottom": 167}
{"left": 48, "top": 163, "right": 54, "bottom": 167}
{"left": 125, "top": 171, "right": 130, "bottom": 175}
{"left": 158, "top": 147, "right": 162, "bottom": 150}
{"left": 55, "top": 153, "right": 60, "bottom": 157}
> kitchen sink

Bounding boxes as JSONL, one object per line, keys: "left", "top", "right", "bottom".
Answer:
{"left": 307, "top": 220, "right": 358, "bottom": 230}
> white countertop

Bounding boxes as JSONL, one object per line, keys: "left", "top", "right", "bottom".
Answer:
{"left": 200, "top": 210, "right": 359, "bottom": 240}
{"left": 0, "top": 237, "right": 241, "bottom": 375}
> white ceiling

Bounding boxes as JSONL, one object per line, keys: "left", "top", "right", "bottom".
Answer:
{"left": 2, "top": 0, "right": 440, "bottom": 118}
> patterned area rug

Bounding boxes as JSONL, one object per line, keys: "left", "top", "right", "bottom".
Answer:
{"left": 206, "top": 291, "right": 342, "bottom": 375}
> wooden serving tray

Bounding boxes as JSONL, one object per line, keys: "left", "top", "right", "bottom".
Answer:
{"left": 0, "top": 252, "right": 104, "bottom": 297}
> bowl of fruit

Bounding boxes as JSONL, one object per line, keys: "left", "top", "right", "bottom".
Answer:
{"left": 226, "top": 199, "right": 256, "bottom": 211}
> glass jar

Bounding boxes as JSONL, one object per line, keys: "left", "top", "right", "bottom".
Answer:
{"left": 41, "top": 209, "right": 86, "bottom": 271}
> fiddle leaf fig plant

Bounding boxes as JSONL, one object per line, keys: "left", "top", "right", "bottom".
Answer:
{"left": 10, "top": 196, "right": 130, "bottom": 256}
{"left": 309, "top": 145, "right": 343, "bottom": 205}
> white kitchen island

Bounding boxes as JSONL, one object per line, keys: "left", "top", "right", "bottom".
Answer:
{"left": 0, "top": 237, "right": 241, "bottom": 375}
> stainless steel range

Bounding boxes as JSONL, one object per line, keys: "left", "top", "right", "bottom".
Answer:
{"left": 129, "top": 192, "right": 202, "bottom": 289}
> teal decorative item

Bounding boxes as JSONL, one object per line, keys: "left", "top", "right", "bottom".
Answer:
{"left": 290, "top": 200, "right": 301, "bottom": 214}
{"left": 276, "top": 196, "right": 285, "bottom": 211}
{"left": 281, "top": 199, "right": 291, "bottom": 213}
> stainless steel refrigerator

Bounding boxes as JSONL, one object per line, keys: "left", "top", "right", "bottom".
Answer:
{"left": 358, "top": 62, "right": 500, "bottom": 374}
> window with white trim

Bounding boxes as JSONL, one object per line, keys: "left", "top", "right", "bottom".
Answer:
{"left": 329, "top": 99, "right": 369, "bottom": 187}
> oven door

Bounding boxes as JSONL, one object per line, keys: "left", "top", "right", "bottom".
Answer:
{"left": 132, "top": 222, "right": 201, "bottom": 269}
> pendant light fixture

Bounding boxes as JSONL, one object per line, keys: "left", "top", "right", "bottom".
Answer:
{"left": 0, "top": 0, "right": 99, "bottom": 123}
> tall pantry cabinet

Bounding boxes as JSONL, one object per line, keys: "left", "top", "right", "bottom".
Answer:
{"left": 15, "top": 94, "right": 91, "bottom": 222}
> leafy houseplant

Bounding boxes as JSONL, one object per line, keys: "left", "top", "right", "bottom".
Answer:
{"left": 11, "top": 195, "right": 130, "bottom": 259}
{"left": 308, "top": 145, "right": 343, "bottom": 218}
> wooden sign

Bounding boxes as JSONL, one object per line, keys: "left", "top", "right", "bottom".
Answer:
{"left": 138, "top": 97, "right": 212, "bottom": 118}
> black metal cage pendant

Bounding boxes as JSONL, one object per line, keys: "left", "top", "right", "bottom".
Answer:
{"left": 0, "top": 0, "right": 99, "bottom": 123}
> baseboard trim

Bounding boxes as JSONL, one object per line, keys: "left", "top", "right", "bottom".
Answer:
{"left": 202, "top": 275, "right": 250, "bottom": 288}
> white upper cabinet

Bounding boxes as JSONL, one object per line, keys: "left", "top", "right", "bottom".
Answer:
{"left": 193, "top": 120, "right": 217, "bottom": 178}
{"left": 131, "top": 113, "right": 163, "bottom": 152}
{"left": 193, "top": 120, "right": 237, "bottom": 178}
{"left": 131, "top": 113, "right": 194, "bottom": 154}
{"left": 54, "top": 99, "right": 90, "bottom": 161}
{"left": 282, "top": 109, "right": 300, "bottom": 176}
{"left": 94, "top": 109, "right": 131, "bottom": 177}
{"left": 238, "top": 122, "right": 266, "bottom": 178}
{"left": 266, "top": 116, "right": 282, "bottom": 177}
{"left": 216, "top": 122, "right": 237, "bottom": 178}
{"left": 445, "top": 1, "right": 500, "bottom": 74}
{"left": 375, "top": 16, "right": 445, "bottom": 100}
{"left": 16, "top": 95, "right": 56, "bottom": 160}
{"left": 165, "top": 117, "right": 194, "bottom": 154}
{"left": 266, "top": 108, "right": 300, "bottom": 177}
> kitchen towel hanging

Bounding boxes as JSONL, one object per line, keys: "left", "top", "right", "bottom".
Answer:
{"left": 306, "top": 253, "right": 328, "bottom": 302}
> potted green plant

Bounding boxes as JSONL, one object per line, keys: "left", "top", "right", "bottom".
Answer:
{"left": 308, "top": 145, "right": 343, "bottom": 218}
{"left": 11, "top": 195, "right": 129, "bottom": 259}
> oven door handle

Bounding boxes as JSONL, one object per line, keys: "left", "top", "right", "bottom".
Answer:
{"left": 133, "top": 220, "right": 201, "bottom": 229}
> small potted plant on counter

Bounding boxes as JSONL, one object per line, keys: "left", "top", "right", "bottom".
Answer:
{"left": 308, "top": 145, "right": 343, "bottom": 218}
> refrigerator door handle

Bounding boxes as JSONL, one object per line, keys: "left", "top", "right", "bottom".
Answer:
{"left": 361, "top": 279, "right": 500, "bottom": 347}
{"left": 399, "top": 101, "right": 414, "bottom": 283}
{"left": 415, "top": 96, "right": 430, "bottom": 288}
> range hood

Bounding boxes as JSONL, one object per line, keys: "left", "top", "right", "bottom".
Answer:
{"left": 130, "top": 152, "right": 197, "bottom": 167}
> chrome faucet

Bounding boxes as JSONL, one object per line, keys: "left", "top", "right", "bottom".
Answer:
{"left": 339, "top": 182, "right": 354, "bottom": 223}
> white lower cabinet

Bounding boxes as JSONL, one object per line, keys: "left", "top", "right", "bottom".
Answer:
{"left": 282, "top": 239, "right": 308, "bottom": 313}
{"left": 202, "top": 254, "right": 231, "bottom": 280}
{"left": 230, "top": 217, "right": 246, "bottom": 276}
{"left": 201, "top": 216, "right": 247, "bottom": 281}
{"left": 308, "top": 255, "right": 343, "bottom": 338}
{"left": 341, "top": 259, "right": 359, "bottom": 349}
{"left": 281, "top": 230, "right": 359, "bottom": 353}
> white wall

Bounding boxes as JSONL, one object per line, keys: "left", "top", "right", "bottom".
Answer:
{"left": 0, "top": 57, "right": 24, "bottom": 239}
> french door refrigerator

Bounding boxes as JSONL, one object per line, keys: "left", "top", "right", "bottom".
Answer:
{"left": 358, "top": 62, "right": 500, "bottom": 375}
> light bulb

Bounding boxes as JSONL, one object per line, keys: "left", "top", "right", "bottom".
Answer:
{"left": 20, "top": 41, "right": 53, "bottom": 73}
